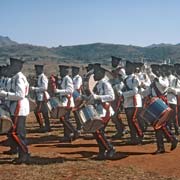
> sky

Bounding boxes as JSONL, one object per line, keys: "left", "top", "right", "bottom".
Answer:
{"left": 0, "top": 0, "right": 180, "bottom": 47}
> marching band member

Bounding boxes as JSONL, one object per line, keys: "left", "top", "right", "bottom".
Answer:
{"left": 90, "top": 66, "right": 116, "bottom": 159}
{"left": 72, "top": 66, "right": 83, "bottom": 131}
{"left": 110, "top": 56, "right": 128, "bottom": 139}
{"left": 165, "top": 65, "right": 180, "bottom": 135}
{"left": 134, "top": 63, "right": 151, "bottom": 132}
{"left": 0, "top": 58, "right": 30, "bottom": 164}
{"left": 169, "top": 63, "right": 180, "bottom": 129}
{"left": 55, "top": 65, "right": 79, "bottom": 142}
{"left": 31, "top": 64, "right": 51, "bottom": 132}
{"left": 141, "top": 64, "right": 178, "bottom": 154}
{"left": 120, "top": 61, "right": 144, "bottom": 145}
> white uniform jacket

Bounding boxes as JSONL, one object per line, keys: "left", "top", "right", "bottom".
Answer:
{"left": 34, "top": 73, "right": 50, "bottom": 101}
{"left": 122, "top": 74, "right": 142, "bottom": 108}
{"left": 141, "top": 76, "right": 169, "bottom": 99}
{"left": 93, "top": 77, "right": 115, "bottom": 117}
{"left": 167, "top": 74, "right": 180, "bottom": 105}
{"left": 73, "top": 74, "right": 82, "bottom": 91}
{"left": 55, "top": 75, "right": 75, "bottom": 108}
{"left": 6, "top": 72, "right": 30, "bottom": 116}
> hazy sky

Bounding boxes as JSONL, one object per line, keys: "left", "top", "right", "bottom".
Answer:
{"left": 0, "top": 0, "right": 180, "bottom": 47}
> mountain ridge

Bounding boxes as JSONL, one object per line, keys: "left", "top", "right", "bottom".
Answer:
{"left": 0, "top": 35, "right": 180, "bottom": 64}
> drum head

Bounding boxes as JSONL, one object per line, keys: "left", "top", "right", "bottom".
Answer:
{"left": 0, "top": 117, "right": 13, "bottom": 134}
{"left": 154, "top": 107, "right": 173, "bottom": 129}
{"left": 103, "top": 67, "right": 113, "bottom": 80}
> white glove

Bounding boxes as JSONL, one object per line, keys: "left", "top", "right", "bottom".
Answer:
{"left": 54, "top": 88, "right": 60, "bottom": 94}
{"left": 30, "top": 86, "right": 36, "bottom": 91}
{"left": 93, "top": 94, "right": 101, "bottom": 100}
{"left": 118, "top": 90, "right": 123, "bottom": 96}
{"left": 0, "top": 90, "right": 8, "bottom": 97}
{"left": 167, "top": 87, "right": 177, "bottom": 94}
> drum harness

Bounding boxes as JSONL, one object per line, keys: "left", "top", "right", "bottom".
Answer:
{"left": 150, "top": 81, "right": 168, "bottom": 105}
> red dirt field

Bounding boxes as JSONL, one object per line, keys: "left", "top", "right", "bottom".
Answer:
{"left": 0, "top": 112, "right": 180, "bottom": 180}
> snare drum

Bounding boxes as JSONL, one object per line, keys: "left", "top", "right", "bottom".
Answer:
{"left": 0, "top": 104, "right": 13, "bottom": 134}
{"left": 78, "top": 105, "right": 104, "bottom": 133}
{"left": 72, "top": 90, "right": 83, "bottom": 107}
{"left": 47, "top": 97, "right": 68, "bottom": 119}
{"left": 140, "top": 97, "right": 172, "bottom": 129}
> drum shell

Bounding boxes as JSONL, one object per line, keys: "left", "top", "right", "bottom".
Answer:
{"left": 72, "top": 90, "right": 83, "bottom": 107}
{"left": 78, "top": 105, "right": 104, "bottom": 133}
{"left": 47, "top": 97, "right": 68, "bottom": 118}
{"left": 0, "top": 104, "right": 13, "bottom": 134}
{"left": 140, "top": 98, "right": 172, "bottom": 129}
{"left": 29, "top": 98, "right": 37, "bottom": 112}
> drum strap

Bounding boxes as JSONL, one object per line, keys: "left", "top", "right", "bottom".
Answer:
{"left": 143, "top": 96, "right": 151, "bottom": 108}
{"left": 116, "top": 96, "right": 123, "bottom": 111}
{"left": 133, "top": 95, "right": 137, "bottom": 106}
{"left": 101, "top": 102, "right": 111, "bottom": 124}
{"left": 43, "top": 92, "right": 48, "bottom": 102}
{"left": 66, "top": 94, "right": 72, "bottom": 109}
{"left": 151, "top": 82, "right": 168, "bottom": 104}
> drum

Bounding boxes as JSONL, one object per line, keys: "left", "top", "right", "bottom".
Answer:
{"left": 78, "top": 105, "right": 104, "bottom": 133}
{"left": 72, "top": 90, "right": 83, "bottom": 107}
{"left": 47, "top": 97, "right": 68, "bottom": 119}
{"left": 0, "top": 104, "right": 13, "bottom": 134}
{"left": 82, "top": 73, "right": 97, "bottom": 96}
{"left": 28, "top": 89, "right": 37, "bottom": 112}
{"left": 140, "top": 97, "right": 173, "bottom": 129}
{"left": 29, "top": 98, "right": 37, "bottom": 112}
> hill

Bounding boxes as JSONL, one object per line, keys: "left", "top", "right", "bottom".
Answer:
{"left": 0, "top": 35, "right": 180, "bottom": 64}
{"left": 0, "top": 35, "right": 18, "bottom": 47}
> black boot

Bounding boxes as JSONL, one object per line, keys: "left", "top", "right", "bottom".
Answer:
{"left": 3, "top": 149, "right": 18, "bottom": 155}
{"left": 12, "top": 153, "right": 30, "bottom": 164}
{"left": 106, "top": 147, "right": 116, "bottom": 159}
{"left": 96, "top": 150, "right": 106, "bottom": 160}
{"left": 170, "top": 138, "right": 178, "bottom": 151}
{"left": 152, "top": 148, "right": 165, "bottom": 155}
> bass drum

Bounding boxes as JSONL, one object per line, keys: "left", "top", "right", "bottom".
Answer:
{"left": 82, "top": 67, "right": 113, "bottom": 96}
{"left": 140, "top": 97, "right": 173, "bottom": 129}
{"left": 47, "top": 97, "right": 68, "bottom": 119}
{"left": 82, "top": 73, "right": 97, "bottom": 96}
{"left": 78, "top": 105, "right": 104, "bottom": 133}
{"left": 0, "top": 104, "right": 13, "bottom": 134}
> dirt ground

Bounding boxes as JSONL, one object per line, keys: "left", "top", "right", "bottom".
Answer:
{"left": 0, "top": 112, "right": 180, "bottom": 180}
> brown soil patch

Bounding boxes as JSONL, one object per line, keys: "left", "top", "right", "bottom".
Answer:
{"left": 0, "top": 112, "right": 180, "bottom": 180}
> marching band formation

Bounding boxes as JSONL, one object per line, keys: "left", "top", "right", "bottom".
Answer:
{"left": 0, "top": 56, "right": 180, "bottom": 164}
